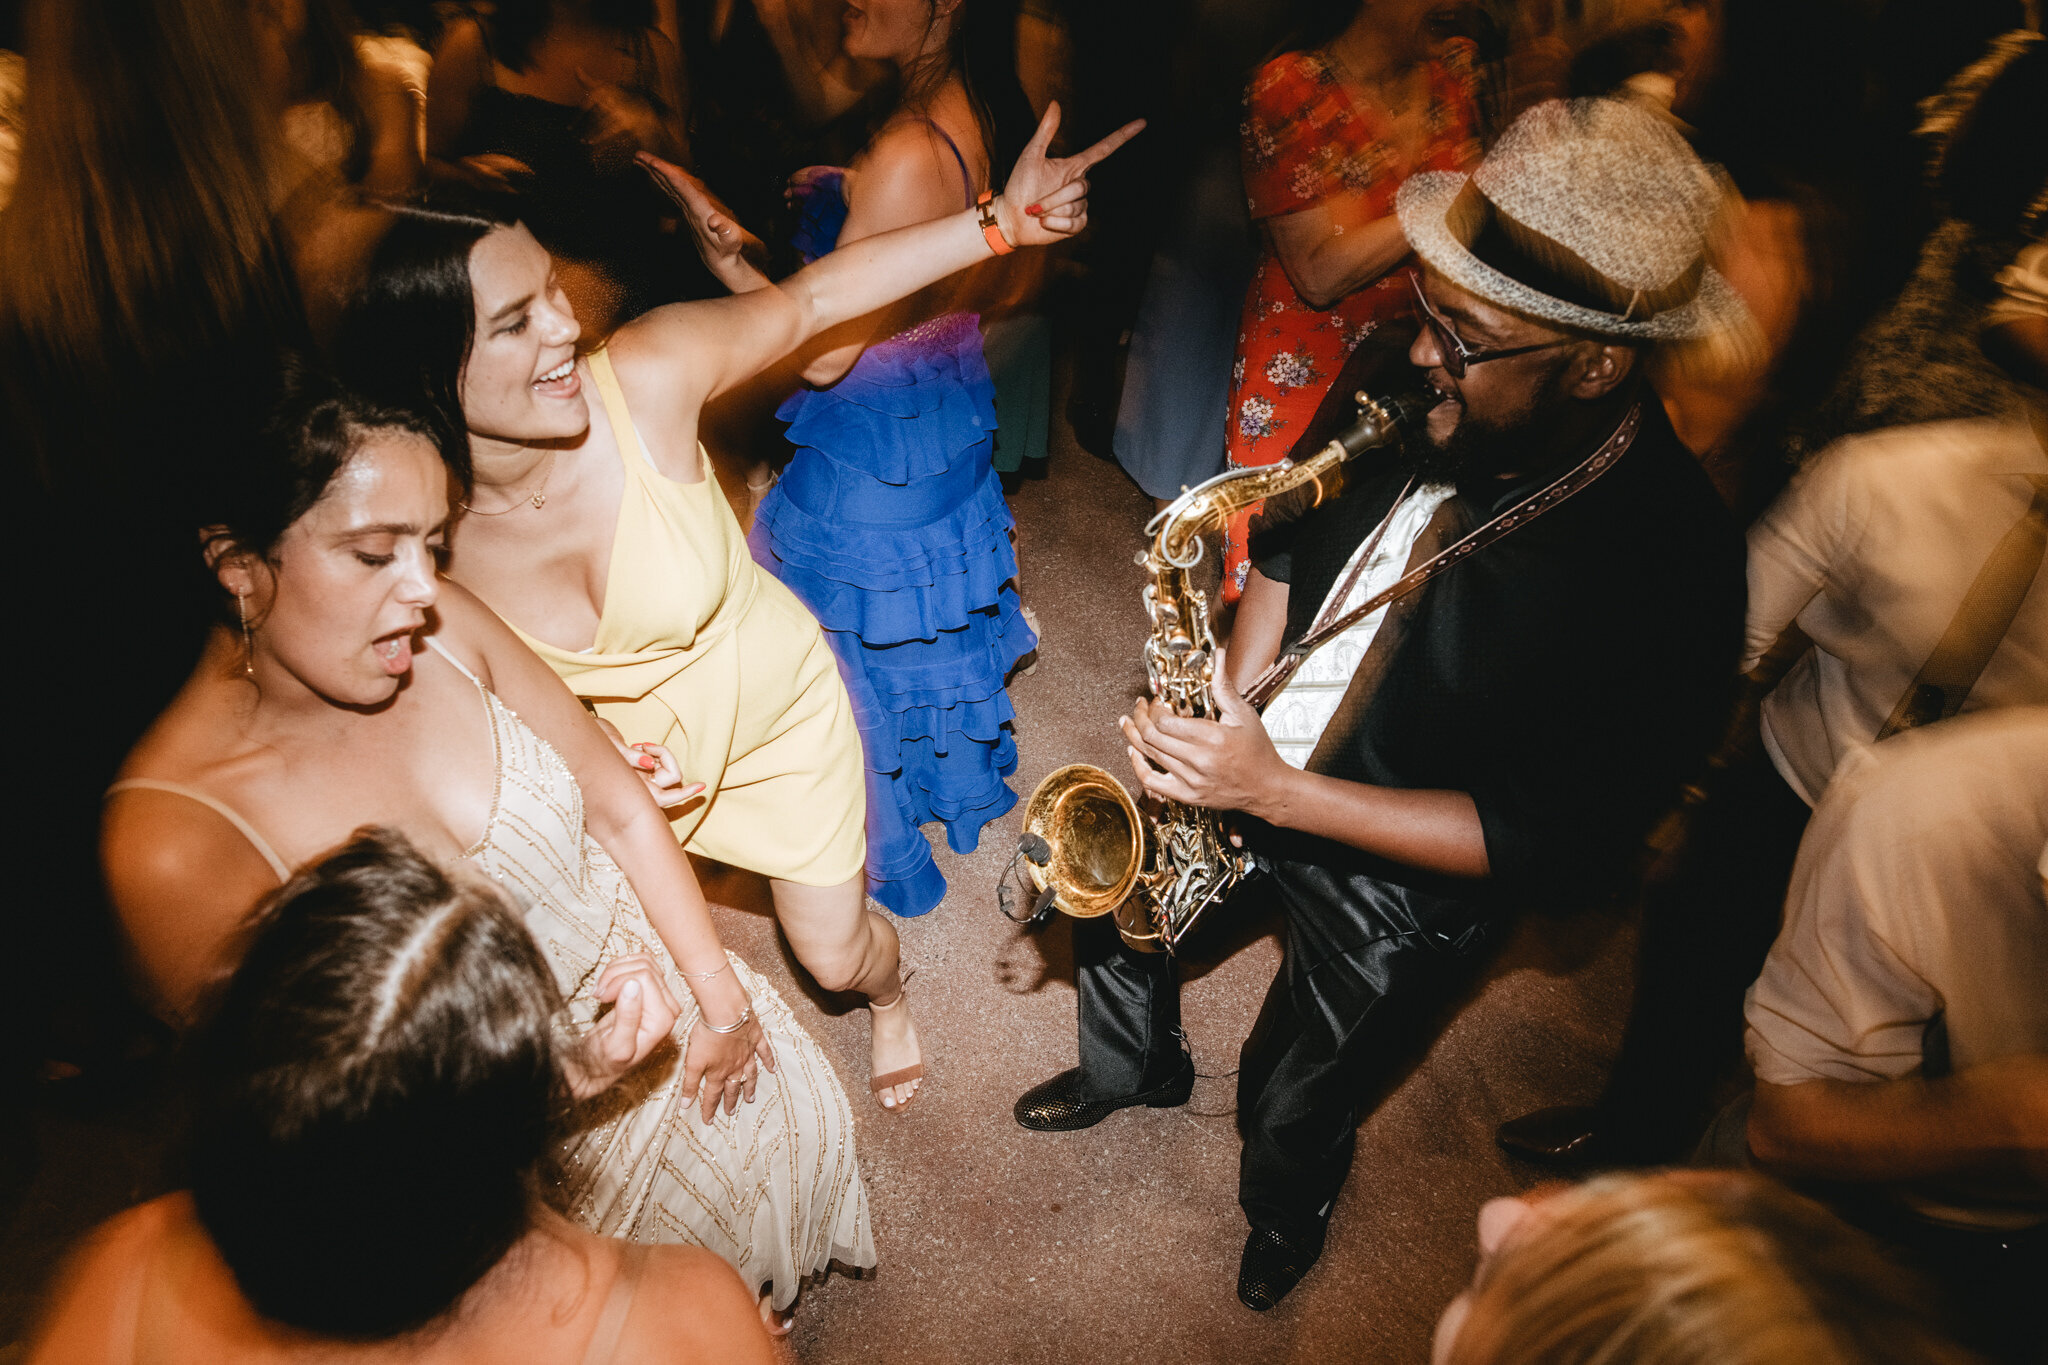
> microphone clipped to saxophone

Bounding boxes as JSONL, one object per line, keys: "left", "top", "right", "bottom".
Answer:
{"left": 1011, "top": 388, "right": 1433, "bottom": 952}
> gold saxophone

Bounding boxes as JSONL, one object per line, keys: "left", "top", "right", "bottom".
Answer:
{"left": 1018, "top": 388, "right": 1432, "bottom": 952}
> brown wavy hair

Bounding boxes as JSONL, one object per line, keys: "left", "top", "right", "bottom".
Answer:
{"left": 188, "top": 827, "right": 569, "bottom": 1339}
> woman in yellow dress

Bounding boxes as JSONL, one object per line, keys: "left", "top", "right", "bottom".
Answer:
{"left": 339, "top": 106, "right": 1139, "bottom": 1107}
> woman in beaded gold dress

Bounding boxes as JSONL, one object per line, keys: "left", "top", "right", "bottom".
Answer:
{"left": 100, "top": 372, "right": 868, "bottom": 1331}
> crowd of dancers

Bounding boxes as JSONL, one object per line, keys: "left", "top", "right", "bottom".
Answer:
{"left": 3, "top": 0, "right": 2046, "bottom": 1360}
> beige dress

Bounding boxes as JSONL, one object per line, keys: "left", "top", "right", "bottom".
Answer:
{"left": 109, "top": 641, "right": 876, "bottom": 1308}
{"left": 430, "top": 641, "right": 874, "bottom": 1302}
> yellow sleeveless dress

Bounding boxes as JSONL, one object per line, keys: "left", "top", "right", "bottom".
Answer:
{"left": 512, "top": 350, "right": 865, "bottom": 886}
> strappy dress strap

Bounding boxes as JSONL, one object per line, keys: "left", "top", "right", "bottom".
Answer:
{"left": 425, "top": 634, "right": 486, "bottom": 686}
{"left": 580, "top": 1242, "right": 652, "bottom": 1365}
{"left": 587, "top": 347, "right": 708, "bottom": 480}
{"left": 585, "top": 349, "right": 646, "bottom": 471}
{"left": 424, "top": 637, "right": 507, "bottom": 861}
{"left": 105, "top": 779, "right": 291, "bottom": 883}
{"left": 924, "top": 118, "right": 977, "bottom": 209}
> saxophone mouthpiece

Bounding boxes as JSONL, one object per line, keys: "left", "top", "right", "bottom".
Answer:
{"left": 1330, "top": 388, "right": 1435, "bottom": 460}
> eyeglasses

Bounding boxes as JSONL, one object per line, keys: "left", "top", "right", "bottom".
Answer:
{"left": 1410, "top": 273, "right": 1570, "bottom": 379}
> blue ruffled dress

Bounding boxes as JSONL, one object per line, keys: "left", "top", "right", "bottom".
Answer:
{"left": 749, "top": 169, "right": 1036, "bottom": 917}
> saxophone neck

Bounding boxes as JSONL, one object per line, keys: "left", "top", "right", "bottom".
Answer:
{"left": 1147, "top": 389, "right": 1431, "bottom": 567}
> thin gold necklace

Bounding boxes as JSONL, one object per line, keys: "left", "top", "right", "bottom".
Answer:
{"left": 460, "top": 448, "right": 559, "bottom": 515}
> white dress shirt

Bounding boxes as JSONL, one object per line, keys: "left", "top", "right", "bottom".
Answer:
{"left": 1261, "top": 484, "right": 1455, "bottom": 769}
{"left": 1747, "top": 414, "right": 2048, "bottom": 804}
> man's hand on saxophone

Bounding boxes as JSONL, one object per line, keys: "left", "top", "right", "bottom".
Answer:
{"left": 1121, "top": 648, "right": 1292, "bottom": 825}
{"left": 1123, "top": 648, "right": 1493, "bottom": 880}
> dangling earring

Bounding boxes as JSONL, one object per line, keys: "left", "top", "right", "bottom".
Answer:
{"left": 236, "top": 591, "right": 254, "bottom": 677}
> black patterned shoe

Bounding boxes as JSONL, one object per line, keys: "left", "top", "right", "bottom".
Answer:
{"left": 1012, "top": 1056, "right": 1195, "bottom": 1132}
{"left": 1236, "top": 1226, "right": 1324, "bottom": 1311}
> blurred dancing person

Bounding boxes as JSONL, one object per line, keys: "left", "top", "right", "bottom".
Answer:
{"left": 427, "top": 0, "right": 695, "bottom": 330}
{"left": 1218, "top": 0, "right": 1481, "bottom": 600}
{"left": 0, "top": 0, "right": 306, "bottom": 1088}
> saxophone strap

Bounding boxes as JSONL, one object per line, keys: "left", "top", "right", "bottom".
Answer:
{"left": 1245, "top": 402, "right": 1643, "bottom": 709}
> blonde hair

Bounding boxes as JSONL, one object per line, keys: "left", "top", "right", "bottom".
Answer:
{"left": 1446, "top": 1172, "right": 1973, "bottom": 1365}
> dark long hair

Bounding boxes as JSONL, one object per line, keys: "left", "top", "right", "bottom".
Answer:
{"left": 187, "top": 828, "right": 568, "bottom": 1339}
{"left": 202, "top": 359, "right": 459, "bottom": 580}
{"left": 333, "top": 192, "right": 522, "bottom": 467}
{"left": 902, "top": 0, "right": 1036, "bottom": 183}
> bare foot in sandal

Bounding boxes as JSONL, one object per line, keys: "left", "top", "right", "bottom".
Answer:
{"left": 869, "top": 986, "right": 923, "bottom": 1111}
{"left": 758, "top": 1289, "right": 795, "bottom": 1337}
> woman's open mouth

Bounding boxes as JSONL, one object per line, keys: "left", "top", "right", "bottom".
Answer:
{"left": 374, "top": 630, "right": 415, "bottom": 676}
{"left": 533, "top": 357, "right": 579, "bottom": 398}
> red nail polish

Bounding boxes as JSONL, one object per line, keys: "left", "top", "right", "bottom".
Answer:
{"left": 638, "top": 756, "right": 656, "bottom": 769}
{"left": 1026, "top": 203, "right": 1043, "bottom": 216}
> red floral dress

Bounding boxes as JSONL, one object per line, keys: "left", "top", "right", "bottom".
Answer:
{"left": 1220, "top": 40, "right": 1480, "bottom": 599}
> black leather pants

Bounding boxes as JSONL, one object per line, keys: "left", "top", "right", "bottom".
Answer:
{"left": 1072, "top": 863, "right": 1497, "bottom": 1241}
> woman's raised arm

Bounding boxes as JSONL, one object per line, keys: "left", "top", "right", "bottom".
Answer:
{"left": 623, "top": 102, "right": 1142, "bottom": 413}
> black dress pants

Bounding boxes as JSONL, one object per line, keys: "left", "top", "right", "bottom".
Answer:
{"left": 1072, "top": 864, "right": 1496, "bottom": 1242}
{"left": 1596, "top": 747, "right": 1812, "bottom": 1157}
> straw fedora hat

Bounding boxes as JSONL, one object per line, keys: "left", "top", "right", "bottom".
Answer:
{"left": 1396, "top": 98, "right": 1754, "bottom": 343}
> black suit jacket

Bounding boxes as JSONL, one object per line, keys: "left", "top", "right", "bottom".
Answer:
{"left": 1248, "top": 394, "right": 1745, "bottom": 917}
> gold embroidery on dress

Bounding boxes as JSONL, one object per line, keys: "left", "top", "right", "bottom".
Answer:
{"left": 437, "top": 651, "right": 873, "bottom": 1305}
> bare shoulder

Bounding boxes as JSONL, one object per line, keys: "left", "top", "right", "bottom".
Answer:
{"left": 101, "top": 785, "right": 280, "bottom": 1021}
{"left": 856, "top": 113, "right": 964, "bottom": 179}
{"left": 23, "top": 1196, "right": 188, "bottom": 1364}
{"left": 618, "top": 1246, "right": 776, "bottom": 1365}
{"left": 845, "top": 113, "right": 975, "bottom": 229}
{"left": 601, "top": 326, "right": 719, "bottom": 460}
{"left": 103, "top": 681, "right": 288, "bottom": 1019}
{"left": 101, "top": 782, "right": 276, "bottom": 894}
{"left": 424, "top": 578, "right": 598, "bottom": 742}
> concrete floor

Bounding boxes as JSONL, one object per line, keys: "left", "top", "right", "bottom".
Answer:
{"left": 0, "top": 402, "right": 1636, "bottom": 1364}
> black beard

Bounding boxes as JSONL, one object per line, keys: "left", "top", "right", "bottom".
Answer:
{"left": 1399, "top": 403, "right": 1524, "bottom": 483}
{"left": 1401, "top": 357, "right": 1574, "bottom": 484}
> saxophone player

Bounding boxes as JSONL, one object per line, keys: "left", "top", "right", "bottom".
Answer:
{"left": 1014, "top": 100, "right": 1751, "bottom": 1311}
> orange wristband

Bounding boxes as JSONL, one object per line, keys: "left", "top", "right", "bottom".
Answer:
{"left": 976, "top": 190, "right": 1015, "bottom": 255}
